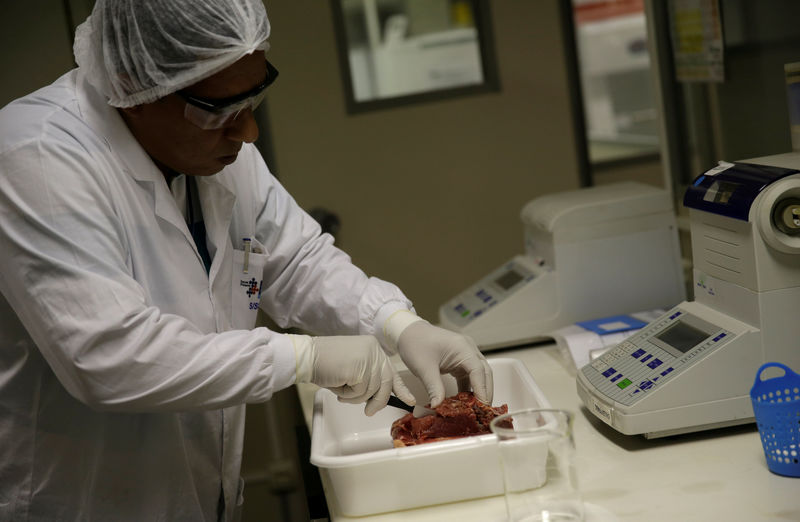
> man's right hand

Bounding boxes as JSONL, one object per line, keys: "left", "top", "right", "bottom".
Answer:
{"left": 290, "top": 334, "right": 415, "bottom": 416}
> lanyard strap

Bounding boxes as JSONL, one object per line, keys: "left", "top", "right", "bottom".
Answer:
{"left": 186, "top": 176, "right": 212, "bottom": 274}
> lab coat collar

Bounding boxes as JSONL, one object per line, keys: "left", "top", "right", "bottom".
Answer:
{"left": 74, "top": 69, "right": 236, "bottom": 281}
{"left": 75, "top": 69, "right": 187, "bottom": 231}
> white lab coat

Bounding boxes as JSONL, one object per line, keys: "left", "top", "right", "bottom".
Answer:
{"left": 0, "top": 69, "right": 412, "bottom": 521}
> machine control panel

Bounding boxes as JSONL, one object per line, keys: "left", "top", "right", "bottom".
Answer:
{"left": 580, "top": 309, "right": 732, "bottom": 406}
{"left": 441, "top": 260, "right": 536, "bottom": 327}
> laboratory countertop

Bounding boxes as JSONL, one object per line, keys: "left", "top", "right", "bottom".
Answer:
{"left": 296, "top": 343, "right": 799, "bottom": 521}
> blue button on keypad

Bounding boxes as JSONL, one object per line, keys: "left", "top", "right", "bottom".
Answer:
{"left": 647, "top": 358, "right": 662, "bottom": 369}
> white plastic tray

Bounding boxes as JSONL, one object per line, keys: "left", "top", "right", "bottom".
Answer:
{"left": 309, "top": 357, "right": 552, "bottom": 516}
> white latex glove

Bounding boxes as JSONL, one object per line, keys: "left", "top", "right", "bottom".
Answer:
{"left": 290, "top": 334, "right": 415, "bottom": 416}
{"left": 384, "top": 310, "right": 493, "bottom": 408}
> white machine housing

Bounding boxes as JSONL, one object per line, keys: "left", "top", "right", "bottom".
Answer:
{"left": 577, "top": 152, "right": 800, "bottom": 437}
{"left": 439, "top": 182, "right": 686, "bottom": 350}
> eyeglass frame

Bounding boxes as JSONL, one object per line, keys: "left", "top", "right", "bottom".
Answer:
{"left": 175, "top": 60, "right": 279, "bottom": 129}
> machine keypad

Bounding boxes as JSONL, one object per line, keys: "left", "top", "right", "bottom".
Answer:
{"left": 581, "top": 308, "right": 735, "bottom": 408}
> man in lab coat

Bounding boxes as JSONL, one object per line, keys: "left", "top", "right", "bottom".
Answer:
{"left": 0, "top": 1, "right": 492, "bottom": 520}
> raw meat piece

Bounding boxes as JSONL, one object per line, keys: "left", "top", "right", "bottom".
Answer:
{"left": 390, "top": 391, "right": 512, "bottom": 447}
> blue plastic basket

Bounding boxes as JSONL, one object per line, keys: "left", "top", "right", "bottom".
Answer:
{"left": 750, "top": 362, "right": 800, "bottom": 477}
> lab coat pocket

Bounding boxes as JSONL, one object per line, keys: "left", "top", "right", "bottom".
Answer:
{"left": 231, "top": 239, "right": 268, "bottom": 330}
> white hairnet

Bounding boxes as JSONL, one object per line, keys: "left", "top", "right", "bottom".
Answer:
{"left": 73, "top": 0, "right": 271, "bottom": 108}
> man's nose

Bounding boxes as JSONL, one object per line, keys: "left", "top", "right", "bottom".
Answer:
{"left": 225, "top": 108, "right": 259, "bottom": 143}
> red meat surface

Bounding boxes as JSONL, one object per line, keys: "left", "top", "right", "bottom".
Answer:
{"left": 390, "top": 391, "right": 512, "bottom": 447}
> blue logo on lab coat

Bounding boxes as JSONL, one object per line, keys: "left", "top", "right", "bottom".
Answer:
{"left": 241, "top": 278, "right": 262, "bottom": 299}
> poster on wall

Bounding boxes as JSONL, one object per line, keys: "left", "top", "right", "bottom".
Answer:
{"left": 667, "top": 0, "right": 724, "bottom": 82}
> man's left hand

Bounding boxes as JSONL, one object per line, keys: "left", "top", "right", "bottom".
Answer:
{"left": 394, "top": 320, "right": 493, "bottom": 408}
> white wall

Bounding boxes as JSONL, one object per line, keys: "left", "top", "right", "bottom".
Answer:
{"left": 263, "top": 0, "right": 584, "bottom": 320}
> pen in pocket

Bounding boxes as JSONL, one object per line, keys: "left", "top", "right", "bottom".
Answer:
{"left": 243, "top": 237, "right": 251, "bottom": 274}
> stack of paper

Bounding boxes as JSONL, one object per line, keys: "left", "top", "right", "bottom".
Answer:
{"left": 550, "top": 310, "right": 665, "bottom": 374}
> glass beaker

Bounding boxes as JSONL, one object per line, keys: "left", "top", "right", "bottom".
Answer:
{"left": 490, "top": 409, "right": 583, "bottom": 522}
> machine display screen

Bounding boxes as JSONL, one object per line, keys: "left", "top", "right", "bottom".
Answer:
{"left": 702, "top": 180, "right": 739, "bottom": 204}
{"left": 655, "top": 321, "right": 710, "bottom": 353}
{"left": 495, "top": 269, "right": 524, "bottom": 291}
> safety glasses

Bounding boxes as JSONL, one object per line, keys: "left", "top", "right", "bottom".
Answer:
{"left": 177, "top": 60, "right": 279, "bottom": 130}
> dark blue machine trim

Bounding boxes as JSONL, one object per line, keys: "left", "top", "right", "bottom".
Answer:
{"left": 683, "top": 162, "right": 800, "bottom": 221}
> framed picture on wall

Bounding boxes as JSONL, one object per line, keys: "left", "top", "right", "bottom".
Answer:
{"left": 331, "top": 0, "right": 500, "bottom": 113}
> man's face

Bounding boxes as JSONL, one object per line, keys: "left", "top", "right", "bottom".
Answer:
{"left": 120, "top": 51, "right": 268, "bottom": 177}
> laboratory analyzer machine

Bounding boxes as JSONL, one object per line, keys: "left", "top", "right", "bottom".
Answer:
{"left": 577, "top": 152, "right": 800, "bottom": 438}
{"left": 439, "top": 182, "right": 686, "bottom": 350}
